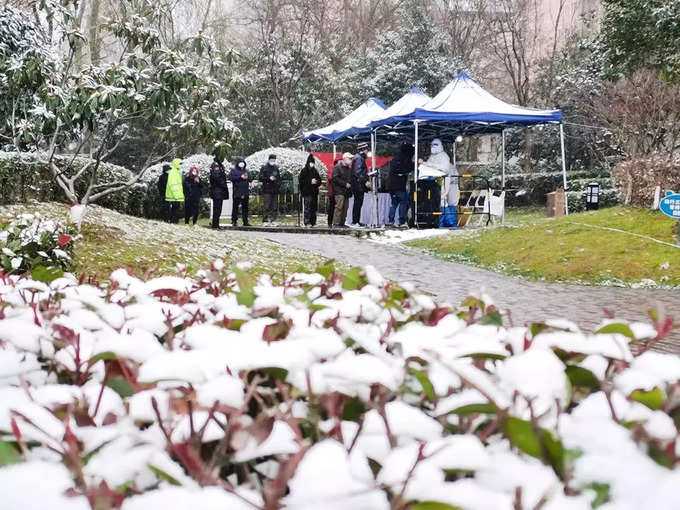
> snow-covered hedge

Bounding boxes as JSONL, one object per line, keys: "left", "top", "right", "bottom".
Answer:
{"left": 0, "top": 152, "right": 145, "bottom": 217}
{"left": 0, "top": 262, "right": 678, "bottom": 510}
{"left": 143, "top": 154, "right": 215, "bottom": 185}
{"left": 485, "top": 169, "right": 618, "bottom": 209}
{"left": 0, "top": 213, "right": 75, "bottom": 278}
{"left": 246, "top": 148, "right": 326, "bottom": 179}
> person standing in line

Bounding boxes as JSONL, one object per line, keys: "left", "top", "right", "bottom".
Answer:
{"left": 259, "top": 154, "right": 281, "bottom": 224}
{"left": 299, "top": 154, "right": 321, "bottom": 227}
{"left": 388, "top": 143, "right": 413, "bottom": 228}
{"left": 183, "top": 166, "right": 203, "bottom": 226}
{"left": 326, "top": 156, "right": 340, "bottom": 227}
{"left": 209, "top": 155, "right": 229, "bottom": 229}
{"left": 165, "top": 158, "right": 184, "bottom": 224}
{"left": 229, "top": 156, "right": 252, "bottom": 227}
{"left": 331, "top": 153, "right": 353, "bottom": 228}
{"left": 350, "top": 142, "right": 371, "bottom": 226}
{"left": 157, "top": 164, "right": 171, "bottom": 222}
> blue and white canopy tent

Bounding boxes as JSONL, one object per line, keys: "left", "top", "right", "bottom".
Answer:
{"left": 303, "top": 72, "right": 568, "bottom": 222}
{"left": 303, "top": 97, "right": 387, "bottom": 160}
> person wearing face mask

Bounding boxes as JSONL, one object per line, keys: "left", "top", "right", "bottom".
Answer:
{"left": 331, "top": 153, "right": 353, "bottom": 228}
{"left": 229, "top": 156, "right": 252, "bottom": 227}
{"left": 350, "top": 142, "right": 371, "bottom": 226}
{"left": 183, "top": 166, "right": 203, "bottom": 226}
{"left": 165, "top": 158, "right": 185, "bottom": 224}
{"left": 209, "top": 155, "right": 229, "bottom": 229}
{"left": 298, "top": 154, "right": 321, "bottom": 227}
{"left": 327, "top": 156, "right": 340, "bottom": 227}
{"left": 259, "top": 153, "right": 281, "bottom": 224}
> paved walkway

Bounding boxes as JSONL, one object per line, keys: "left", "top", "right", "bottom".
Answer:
{"left": 233, "top": 231, "right": 680, "bottom": 353}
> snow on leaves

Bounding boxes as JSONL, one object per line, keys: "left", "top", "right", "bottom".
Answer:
{"left": 0, "top": 261, "right": 677, "bottom": 510}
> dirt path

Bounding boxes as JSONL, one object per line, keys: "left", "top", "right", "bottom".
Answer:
{"left": 233, "top": 230, "right": 680, "bottom": 353}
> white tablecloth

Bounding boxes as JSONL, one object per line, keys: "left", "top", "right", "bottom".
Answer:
{"left": 345, "top": 193, "right": 392, "bottom": 226}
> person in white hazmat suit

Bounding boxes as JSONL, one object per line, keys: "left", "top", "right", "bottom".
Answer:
{"left": 424, "top": 138, "right": 459, "bottom": 208}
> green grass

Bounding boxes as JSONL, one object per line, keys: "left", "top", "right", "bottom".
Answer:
{"left": 1, "top": 202, "right": 329, "bottom": 281}
{"left": 408, "top": 206, "right": 680, "bottom": 287}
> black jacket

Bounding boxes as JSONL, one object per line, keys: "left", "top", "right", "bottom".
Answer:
{"left": 157, "top": 170, "right": 169, "bottom": 198}
{"left": 299, "top": 156, "right": 322, "bottom": 196}
{"left": 388, "top": 144, "right": 414, "bottom": 192}
{"left": 351, "top": 153, "right": 369, "bottom": 193}
{"left": 229, "top": 157, "right": 252, "bottom": 198}
{"left": 184, "top": 175, "right": 203, "bottom": 200}
{"left": 332, "top": 162, "right": 352, "bottom": 197}
{"left": 259, "top": 163, "right": 281, "bottom": 194}
{"left": 209, "top": 160, "right": 229, "bottom": 200}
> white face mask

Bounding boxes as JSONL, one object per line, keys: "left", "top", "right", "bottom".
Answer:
{"left": 343, "top": 159, "right": 351, "bottom": 166}
{"left": 309, "top": 162, "right": 315, "bottom": 168}
{"left": 268, "top": 160, "right": 276, "bottom": 165}
{"left": 238, "top": 162, "right": 245, "bottom": 168}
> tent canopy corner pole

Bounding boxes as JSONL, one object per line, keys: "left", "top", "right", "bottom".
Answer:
{"left": 559, "top": 123, "right": 568, "bottom": 215}
{"left": 332, "top": 143, "right": 336, "bottom": 161}
{"left": 371, "top": 130, "right": 378, "bottom": 227}
{"left": 501, "top": 129, "right": 506, "bottom": 189}
{"left": 414, "top": 120, "right": 420, "bottom": 229}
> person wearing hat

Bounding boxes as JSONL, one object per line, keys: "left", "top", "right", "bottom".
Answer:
{"left": 229, "top": 156, "right": 252, "bottom": 226}
{"left": 299, "top": 153, "right": 322, "bottom": 227}
{"left": 157, "top": 164, "right": 171, "bottom": 222}
{"left": 209, "top": 154, "right": 229, "bottom": 229}
{"left": 165, "top": 158, "right": 185, "bottom": 224}
{"left": 259, "top": 153, "right": 281, "bottom": 224}
{"left": 350, "top": 142, "right": 371, "bottom": 226}
{"left": 331, "top": 153, "right": 353, "bottom": 228}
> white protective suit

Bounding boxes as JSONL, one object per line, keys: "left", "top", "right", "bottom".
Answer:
{"left": 425, "top": 138, "right": 459, "bottom": 206}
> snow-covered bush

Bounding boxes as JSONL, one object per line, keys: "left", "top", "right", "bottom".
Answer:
{"left": 612, "top": 154, "right": 680, "bottom": 207}
{"left": 246, "top": 148, "right": 326, "bottom": 179}
{"left": 143, "top": 154, "right": 215, "bottom": 185}
{"left": 0, "top": 261, "right": 677, "bottom": 509}
{"left": 0, "top": 152, "right": 144, "bottom": 217}
{"left": 0, "top": 213, "right": 75, "bottom": 279}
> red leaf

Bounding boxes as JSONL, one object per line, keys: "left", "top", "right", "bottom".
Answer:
{"left": 58, "top": 233, "right": 72, "bottom": 247}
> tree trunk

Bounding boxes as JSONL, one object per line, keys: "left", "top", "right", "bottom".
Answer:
{"left": 88, "top": 0, "right": 102, "bottom": 65}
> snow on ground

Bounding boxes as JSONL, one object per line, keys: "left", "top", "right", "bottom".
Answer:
{"left": 369, "top": 227, "right": 464, "bottom": 244}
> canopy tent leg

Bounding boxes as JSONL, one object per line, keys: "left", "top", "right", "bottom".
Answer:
{"left": 560, "top": 123, "right": 568, "bottom": 215}
{"left": 501, "top": 129, "right": 506, "bottom": 224}
{"left": 501, "top": 130, "right": 506, "bottom": 188}
{"left": 371, "top": 131, "right": 378, "bottom": 227}
{"left": 414, "top": 121, "right": 419, "bottom": 229}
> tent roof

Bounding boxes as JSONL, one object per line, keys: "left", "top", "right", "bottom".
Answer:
{"left": 369, "top": 87, "right": 432, "bottom": 129}
{"left": 303, "top": 98, "right": 386, "bottom": 143}
{"left": 413, "top": 72, "right": 562, "bottom": 127}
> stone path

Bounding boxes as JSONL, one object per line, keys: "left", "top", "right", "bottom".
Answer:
{"left": 232, "top": 230, "right": 680, "bottom": 353}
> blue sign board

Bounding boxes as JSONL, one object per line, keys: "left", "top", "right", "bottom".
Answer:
{"left": 659, "top": 191, "right": 680, "bottom": 219}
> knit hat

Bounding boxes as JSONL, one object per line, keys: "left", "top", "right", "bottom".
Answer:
{"left": 268, "top": 154, "right": 277, "bottom": 160}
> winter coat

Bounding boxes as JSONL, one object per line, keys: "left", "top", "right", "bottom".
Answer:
{"left": 157, "top": 170, "right": 169, "bottom": 198}
{"left": 229, "top": 157, "right": 252, "bottom": 198}
{"left": 209, "top": 160, "right": 229, "bottom": 200}
{"left": 326, "top": 164, "right": 335, "bottom": 196}
{"left": 388, "top": 145, "right": 413, "bottom": 192}
{"left": 351, "top": 153, "right": 369, "bottom": 193}
{"left": 332, "top": 162, "right": 352, "bottom": 197}
{"left": 299, "top": 158, "right": 321, "bottom": 197}
{"left": 183, "top": 175, "right": 203, "bottom": 200}
{"left": 259, "top": 163, "right": 281, "bottom": 194}
{"left": 165, "top": 158, "right": 185, "bottom": 202}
